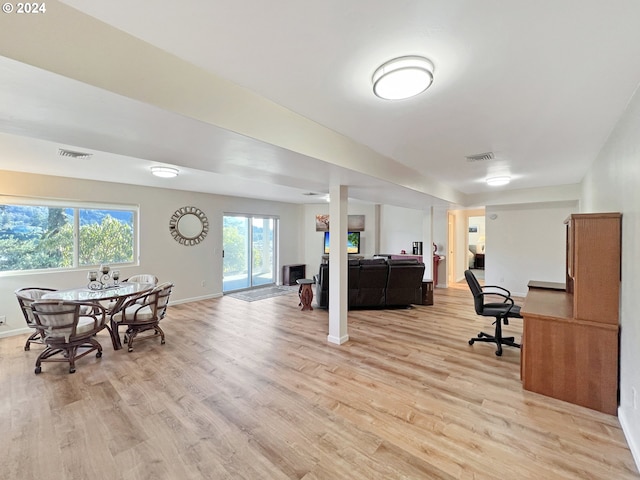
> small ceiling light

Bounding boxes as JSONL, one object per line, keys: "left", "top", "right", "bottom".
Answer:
{"left": 151, "top": 166, "right": 179, "bottom": 178}
{"left": 372, "top": 56, "right": 434, "bottom": 100}
{"left": 486, "top": 176, "right": 511, "bottom": 187}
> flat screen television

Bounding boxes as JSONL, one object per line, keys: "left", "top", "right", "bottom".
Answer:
{"left": 323, "top": 231, "right": 360, "bottom": 254}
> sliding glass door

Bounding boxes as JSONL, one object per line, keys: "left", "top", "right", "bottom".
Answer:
{"left": 222, "top": 215, "right": 277, "bottom": 292}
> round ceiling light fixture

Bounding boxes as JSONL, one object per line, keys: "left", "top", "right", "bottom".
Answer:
{"left": 372, "top": 56, "right": 434, "bottom": 100}
{"left": 486, "top": 176, "right": 511, "bottom": 187}
{"left": 151, "top": 166, "right": 179, "bottom": 178}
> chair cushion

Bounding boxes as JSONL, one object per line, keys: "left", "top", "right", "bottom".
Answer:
{"left": 44, "top": 316, "right": 99, "bottom": 341}
{"left": 76, "top": 316, "right": 99, "bottom": 335}
{"left": 111, "top": 304, "right": 154, "bottom": 323}
{"left": 483, "top": 303, "right": 522, "bottom": 318}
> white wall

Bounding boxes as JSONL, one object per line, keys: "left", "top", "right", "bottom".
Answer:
{"left": 0, "top": 170, "right": 302, "bottom": 337}
{"left": 484, "top": 201, "right": 577, "bottom": 297}
{"left": 379, "top": 204, "right": 434, "bottom": 280}
{"left": 301, "top": 203, "right": 433, "bottom": 280}
{"left": 378, "top": 204, "right": 425, "bottom": 255}
{"left": 581, "top": 84, "right": 640, "bottom": 468}
{"left": 301, "top": 203, "right": 377, "bottom": 277}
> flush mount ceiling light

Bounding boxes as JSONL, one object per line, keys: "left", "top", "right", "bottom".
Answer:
{"left": 151, "top": 166, "right": 179, "bottom": 178}
{"left": 486, "top": 176, "right": 511, "bottom": 187}
{"left": 372, "top": 56, "right": 434, "bottom": 100}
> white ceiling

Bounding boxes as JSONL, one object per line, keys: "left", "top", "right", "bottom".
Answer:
{"left": 1, "top": 0, "right": 640, "bottom": 208}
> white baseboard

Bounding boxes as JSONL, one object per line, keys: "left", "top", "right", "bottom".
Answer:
{"left": 327, "top": 334, "right": 349, "bottom": 345}
{"left": 169, "top": 292, "right": 222, "bottom": 305}
{"left": 619, "top": 407, "right": 640, "bottom": 472}
{"left": 0, "top": 326, "right": 31, "bottom": 339}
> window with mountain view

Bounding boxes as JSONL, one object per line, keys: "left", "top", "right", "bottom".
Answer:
{"left": 0, "top": 203, "right": 136, "bottom": 273}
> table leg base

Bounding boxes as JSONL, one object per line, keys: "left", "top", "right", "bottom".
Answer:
{"left": 299, "top": 285, "right": 314, "bottom": 311}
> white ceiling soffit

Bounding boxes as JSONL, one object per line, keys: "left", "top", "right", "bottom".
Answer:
{"left": 1, "top": 0, "right": 640, "bottom": 207}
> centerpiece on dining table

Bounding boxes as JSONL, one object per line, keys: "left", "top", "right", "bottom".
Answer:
{"left": 87, "top": 264, "right": 120, "bottom": 290}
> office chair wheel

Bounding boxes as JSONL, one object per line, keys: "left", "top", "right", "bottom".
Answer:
{"left": 468, "top": 339, "right": 475, "bottom": 345}
{"left": 34, "top": 366, "right": 42, "bottom": 374}
{"left": 96, "top": 351, "right": 102, "bottom": 358}
{"left": 495, "top": 350, "right": 503, "bottom": 357}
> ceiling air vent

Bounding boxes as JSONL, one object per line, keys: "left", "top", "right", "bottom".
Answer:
{"left": 302, "top": 192, "right": 321, "bottom": 196}
{"left": 58, "top": 148, "right": 93, "bottom": 160}
{"left": 465, "top": 151, "right": 495, "bottom": 162}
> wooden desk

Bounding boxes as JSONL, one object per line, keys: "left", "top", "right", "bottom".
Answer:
{"left": 527, "top": 280, "right": 566, "bottom": 291}
{"left": 521, "top": 287, "right": 619, "bottom": 415}
{"left": 520, "top": 214, "right": 621, "bottom": 416}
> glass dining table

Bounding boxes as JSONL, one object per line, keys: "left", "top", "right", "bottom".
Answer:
{"left": 42, "top": 282, "right": 155, "bottom": 350}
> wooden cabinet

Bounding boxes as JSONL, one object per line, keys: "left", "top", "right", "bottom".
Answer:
{"left": 521, "top": 213, "right": 621, "bottom": 415}
{"left": 568, "top": 213, "right": 621, "bottom": 324}
{"left": 282, "top": 264, "right": 306, "bottom": 286}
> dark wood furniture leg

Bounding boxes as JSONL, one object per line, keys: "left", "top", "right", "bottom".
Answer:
{"left": 299, "top": 284, "right": 313, "bottom": 311}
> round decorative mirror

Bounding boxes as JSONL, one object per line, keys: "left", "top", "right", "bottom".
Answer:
{"left": 169, "top": 206, "right": 209, "bottom": 246}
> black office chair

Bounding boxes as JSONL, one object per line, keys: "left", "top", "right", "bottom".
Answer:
{"left": 464, "top": 269, "right": 522, "bottom": 356}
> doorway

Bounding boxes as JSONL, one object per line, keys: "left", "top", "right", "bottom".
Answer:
{"left": 446, "top": 209, "right": 486, "bottom": 288}
{"left": 222, "top": 215, "right": 277, "bottom": 292}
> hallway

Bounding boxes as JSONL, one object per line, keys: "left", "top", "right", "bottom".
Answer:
{"left": 453, "top": 268, "right": 484, "bottom": 290}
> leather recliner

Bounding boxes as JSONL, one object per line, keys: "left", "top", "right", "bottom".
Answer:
{"left": 314, "top": 258, "right": 425, "bottom": 309}
{"left": 385, "top": 259, "right": 426, "bottom": 306}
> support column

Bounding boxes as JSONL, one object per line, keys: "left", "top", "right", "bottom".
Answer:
{"left": 327, "top": 185, "right": 349, "bottom": 345}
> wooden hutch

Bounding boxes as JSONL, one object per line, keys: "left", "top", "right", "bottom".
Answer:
{"left": 521, "top": 213, "right": 621, "bottom": 415}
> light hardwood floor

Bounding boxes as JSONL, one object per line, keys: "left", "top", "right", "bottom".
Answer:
{"left": 1, "top": 287, "right": 637, "bottom": 479}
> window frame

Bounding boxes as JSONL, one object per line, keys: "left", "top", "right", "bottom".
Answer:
{"left": 0, "top": 196, "right": 139, "bottom": 276}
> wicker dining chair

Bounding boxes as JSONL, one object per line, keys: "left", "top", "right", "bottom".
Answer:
{"left": 30, "top": 300, "right": 107, "bottom": 374}
{"left": 15, "top": 287, "right": 58, "bottom": 351}
{"left": 110, "top": 282, "right": 173, "bottom": 352}
{"left": 124, "top": 274, "right": 159, "bottom": 285}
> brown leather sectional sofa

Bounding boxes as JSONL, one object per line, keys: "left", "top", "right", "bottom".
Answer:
{"left": 314, "top": 257, "right": 425, "bottom": 309}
